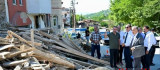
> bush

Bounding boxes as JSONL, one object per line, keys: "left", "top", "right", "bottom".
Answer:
{"left": 89, "top": 27, "right": 94, "bottom": 32}
{"left": 100, "top": 22, "right": 108, "bottom": 27}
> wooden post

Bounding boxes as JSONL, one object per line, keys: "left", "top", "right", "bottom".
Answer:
{"left": 31, "top": 29, "right": 34, "bottom": 47}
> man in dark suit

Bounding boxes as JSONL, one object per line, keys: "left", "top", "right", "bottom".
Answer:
{"left": 131, "top": 26, "right": 145, "bottom": 70}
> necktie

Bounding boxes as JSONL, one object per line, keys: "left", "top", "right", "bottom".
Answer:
{"left": 131, "top": 37, "right": 134, "bottom": 46}
{"left": 124, "top": 32, "right": 128, "bottom": 43}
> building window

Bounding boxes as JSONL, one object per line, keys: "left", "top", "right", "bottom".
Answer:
{"left": 13, "top": 0, "right": 16, "bottom": 5}
{"left": 19, "top": 0, "right": 23, "bottom": 5}
{"left": 53, "top": 16, "right": 58, "bottom": 26}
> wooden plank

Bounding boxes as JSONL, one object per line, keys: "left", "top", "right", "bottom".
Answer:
{"left": 38, "top": 31, "right": 61, "bottom": 43}
{"left": 38, "top": 31, "right": 86, "bottom": 53}
{"left": 30, "top": 48, "right": 75, "bottom": 69}
{"left": 3, "top": 59, "right": 29, "bottom": 67}
{"left": 34, "top": 34, "right": 81, "bottom": 53}
{"left": 0, "top": 44, "right": 14, "bottom": 51}
{"left": 31, "top": 29, "right": 34, "bottom": 47}
{"left": 28, "top": 41, "right": 41, "bottom": 47}
{"left": 20, "top": 51, "right": 34, "bottom": 58}
{"left": 14, "top": 65, "right": 22, "bottom": 70}
{"left": 8, "top": 30, "right": 31, "bottom": 46}
{"left": 31, "top": 64, "right": 47, "bottom": 67}
{"left": 33, "top": 34, "right": 70, "bottom": 49}
{"left": 0, "top": 52, "right": 10, "bottom": 59}
{"left": 7, "top": 31, "right": 41, "bottom": 47}
{"left": 32, "top": 57, "right": 45, "bottom": 70}
{"left": 0, "top": 66, "right": 3, "bottom": 70}
{"left": 61, "top": 38, "right": 79, "bottom": 50}
{"left": 20, "top": 33, "right": 42, "bottom": 47}
{"left": 0, "top": 48, "right": 33, "bottom": 61}
{"left": 69, "top": 58, "right": 99, "bottom": 68}
{"left": 51, "top": 45, "right": 109, "bottom": 65}
{"left": 23, "top": 61, "right": 30, "bottom": 68}
{"left": 69, "top": 39, "right": 86, "bottom": 54}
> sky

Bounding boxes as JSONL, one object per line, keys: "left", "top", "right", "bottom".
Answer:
{"left": 62, "top": 0, "right": 110, "bottom": 15}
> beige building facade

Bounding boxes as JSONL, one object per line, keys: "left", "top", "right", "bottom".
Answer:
{"left": 51, "top": 0, "right": 63, "bottom": 34}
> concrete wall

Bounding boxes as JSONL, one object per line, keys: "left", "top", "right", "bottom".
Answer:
{"left": 26, "top": 0, "right": 51, "bottom": 14}
{"left": 0, "top": 0, "right": 11, "bottom": 29}
{"left": 51, "top": 0, "right": 63, "bottom": 34}
{"left": 0, "top": 0, "right": 7, "bottom": 24}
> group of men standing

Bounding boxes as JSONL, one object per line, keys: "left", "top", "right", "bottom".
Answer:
{"left": 89, "top": 24, "right": 157, "bottom": 70}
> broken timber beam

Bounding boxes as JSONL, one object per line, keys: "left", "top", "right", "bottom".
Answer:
{"left": 69, "top": 58, "right": 99, "bottom": 68}
{"left": 7, "top": 31, "right": 41, "bottom": 47}
{"left": 0, "top": 44, "right": 14, "bottom": 51}
{"left": 0, "top": 48, "right": 33, "bottom": 61}
{"left": 3, "top": 59, "right": 29, "bottom": 67}
{"left": 31, "top": 48, "right": 75, "bottom": 69}
{"left": 14, "top": 65, "right": 22, "bottom": 70}
{"left": 0, "top": 66, "right": 3, "bottom": 70}
{"left": 51, "top": 45, "right": 110, "bottom": 65}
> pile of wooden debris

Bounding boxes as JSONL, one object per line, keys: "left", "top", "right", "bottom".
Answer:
{"left": 0, "top": 28, "right": 111, "bottom": 70}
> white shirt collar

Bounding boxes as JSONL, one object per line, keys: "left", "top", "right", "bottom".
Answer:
{"left": 129, "top": 30, "right": 132, "bottom": 33}
{"left": 146, "top": 31, "right": 150, "bottom": 35}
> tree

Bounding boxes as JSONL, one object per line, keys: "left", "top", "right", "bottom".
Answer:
{"left": 76, "top": 15, "right": 86, "bottom": 21}
{"left": 109, "top": 0, "right": 160, "bottom": 33}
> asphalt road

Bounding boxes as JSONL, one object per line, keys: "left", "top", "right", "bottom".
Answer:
{"left": 150, "top": 48, "right": 160, "bottom": 70}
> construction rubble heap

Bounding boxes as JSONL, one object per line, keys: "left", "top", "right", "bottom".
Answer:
{"left": 0, "top": 28, "right": 111, "bottom": 70}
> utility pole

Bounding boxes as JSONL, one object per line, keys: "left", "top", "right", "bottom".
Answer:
{"left": 71, "top": 0, "right": 77, "bottom": 32}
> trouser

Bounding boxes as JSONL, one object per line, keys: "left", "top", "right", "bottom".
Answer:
{"left": 91, "top": 44, "right": 101, "bottom": 59}
{"left": 117, "top": 45, "right": 123, "bottom": 63}
{"left": 86, "top": 36, "right": 89, "bottom": 45}
{"left": 124, "top": 47, "right": 133, "bottom": 68}
{"left": 134, "top": 57, "right": 141, "bottom": 70}
{"left": 110, "top": 49, "right": 118, "bottom": 67}
{"left": 150, "top": 46, "right": 155, "bottom": 64}
{"left": 141, "top": 47, "right": 151, "bottom": 70}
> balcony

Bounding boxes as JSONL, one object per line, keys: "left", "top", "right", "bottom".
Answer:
{"left": 26, "top": 0, "right": 51, "bottom": 14}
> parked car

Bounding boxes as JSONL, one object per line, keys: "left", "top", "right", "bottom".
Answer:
{"left": 71, "top": 33, "right": 77, "bottom": 39}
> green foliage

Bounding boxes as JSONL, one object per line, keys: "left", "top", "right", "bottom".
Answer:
{"left": 109, "top": 0, "right": 160, "bottom": 33}
{"left": 100, "top": 21, "right": 108, "bottom": 27}
{"left": 76, "top": 15, "right": 86, "bottom": 21}
{"left": 84, "top": 10, "right": 110, "bottom": 27}
{"left": 85, "top": 10, "right": 110, "bottom": 21}
{"left": 89, "top": 27, "right": 94, "bottom": 32}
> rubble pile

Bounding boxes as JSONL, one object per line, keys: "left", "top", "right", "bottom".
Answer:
{"left": 0, "top": 28, "right": 111, "bottom": 70}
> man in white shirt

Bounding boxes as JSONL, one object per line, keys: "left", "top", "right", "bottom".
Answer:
{"left": 141, "top": 26, "right": 156, "bottom": 70}
{"left": 117, "top": 26, "right": 125, "bottom": 65}
{"left": 122, "top": 24, "right": 134, "bottom": 69}
{"left": 150, "top": 28, "right": 157, "bottom": 66}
